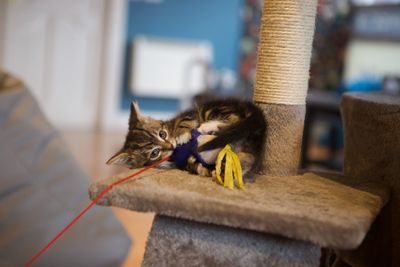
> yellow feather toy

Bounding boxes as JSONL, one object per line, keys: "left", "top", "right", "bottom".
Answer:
{"left": 215, "top": 145, "right": 244, "bottom": 189}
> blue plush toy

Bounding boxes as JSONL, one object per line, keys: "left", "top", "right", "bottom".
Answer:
{"left": 170, "top": 129, "right": 215, "bottom": 169}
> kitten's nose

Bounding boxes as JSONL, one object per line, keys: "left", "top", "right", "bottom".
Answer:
{"left": 162, "top": 142, "right": 173, "bottom": 150}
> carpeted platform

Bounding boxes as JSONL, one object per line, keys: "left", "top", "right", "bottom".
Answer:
{"left": 89, "top": 170, "right": 388, "bottom": 250}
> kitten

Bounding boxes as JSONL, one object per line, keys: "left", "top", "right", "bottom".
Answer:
{"left": 107, "top": 99, "right": 267, "bottom": 178}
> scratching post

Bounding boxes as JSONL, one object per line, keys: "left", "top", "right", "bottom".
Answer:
{"left": 254, "top": 0, "right": 317, "bottom": 175}
{"left": 339, "top": 93, "right": 400, "bottom": 267}
{"left": 143, "top": 216, "right": 320, "bottom": 267}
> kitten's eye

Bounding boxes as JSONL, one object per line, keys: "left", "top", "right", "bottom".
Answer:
{"left": 150, "top": 148, "right": 161, "bottom": 159}
{"left": 159, "top": 129, "right": 167, "bottom": 139}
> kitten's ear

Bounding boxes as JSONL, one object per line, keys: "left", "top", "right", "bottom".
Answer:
{"left": 106, "top": 151, "right": 129, "bottom": 165}
{"left": 129, "top": 101, "right": 141, "bottom": 128}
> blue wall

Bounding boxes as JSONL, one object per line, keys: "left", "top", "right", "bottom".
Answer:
{"left": 121, "top": 0, "right": 244, "bottom": 112}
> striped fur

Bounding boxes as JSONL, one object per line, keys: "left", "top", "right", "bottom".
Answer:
{"left": 107, "top": 99, "right": 267, "bottom": 178}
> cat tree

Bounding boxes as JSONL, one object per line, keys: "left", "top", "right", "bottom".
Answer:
{"left": 89, "top": 0, "right": 398, "bottom": 266}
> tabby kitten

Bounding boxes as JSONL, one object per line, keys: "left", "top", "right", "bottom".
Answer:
{"left": 107, "top": 99, "right": 267, "bottom": 178}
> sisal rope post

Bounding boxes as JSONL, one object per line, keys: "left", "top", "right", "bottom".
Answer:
{"left": 254, "top": 0, "right": 317, "bottom": 176}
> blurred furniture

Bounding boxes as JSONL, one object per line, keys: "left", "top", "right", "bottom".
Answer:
{"left": 0, "top": 70, "right": 130, "bottom": 266}
{"left": 1, "top": 0, "right": 104, "bottom": 129}
{"left": 301, "top": 91, "right": 342, "bottom": 171}
{"left": 382, "top": 76, "right": 400, "bottom": 96}
{"left": 344, "top": 3, "right": 400, "bottom": 90}
{"left": 130, "top": 36, "right": 212, "bottom": 111}
{"left": 351, "top": 3, "right": 400, "bottom": 41}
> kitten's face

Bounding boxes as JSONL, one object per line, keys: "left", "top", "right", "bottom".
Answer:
{"left": 107, "top": 102, "right": 175, "bottom": 168}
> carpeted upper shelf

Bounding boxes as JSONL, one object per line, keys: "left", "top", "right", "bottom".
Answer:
{"left": 89, "top": 170, "right": 389, "bottom": 250}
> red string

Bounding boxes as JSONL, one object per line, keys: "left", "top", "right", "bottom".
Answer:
{"left": 24, "top": 156, "right": 171, "bottom": 267}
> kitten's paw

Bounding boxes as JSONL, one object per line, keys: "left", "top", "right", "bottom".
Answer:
{"left": 175, "top": 132, "right": 192, "bottom": 145}
{"left": 197, "top": 121, "right": 226, "bottom": 134}
{"left": 196, "top": 164, "right": 212, "bottom": 177}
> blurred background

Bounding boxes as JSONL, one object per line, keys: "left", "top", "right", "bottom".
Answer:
{"left": 1, "top": 0, "right": 400, "bottom": 265}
